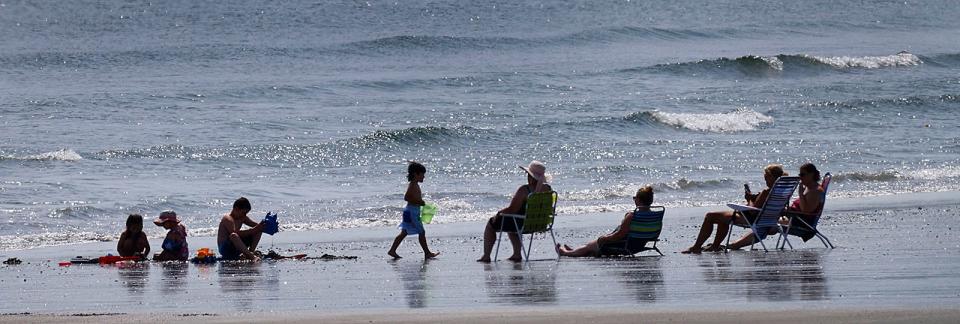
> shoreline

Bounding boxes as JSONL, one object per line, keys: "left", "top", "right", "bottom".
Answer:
{"left": 4, "top": 190, "right": 959, "bottom": 258}
{"left": 4, "top": 307, "right": 960, "bottom": 323}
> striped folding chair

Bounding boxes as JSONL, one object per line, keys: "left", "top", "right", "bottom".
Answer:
{"left": 778, "top": 172, "right": 835, "bottom": 249}
{"left": 725, "top": 176, "right": 800, "bottom": 252}
{"left": 496, "top": 191, "right": 559, "bottom": 262}
{"left": 598, "top": 206, "right": 666, "bottom": 257}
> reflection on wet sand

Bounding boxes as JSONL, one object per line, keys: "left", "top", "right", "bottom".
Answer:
{"left": 117, "top": 262, "right": 150, "bottom": 294}
{"left": 218, "top": 262, "right": 264, "bottom": 309}
{"left": 160, "top": 262, "right": 188, "bottom": 295}
{"left": 699, "top": 250, "right": 828, "bottom": 302}
{"left": 616, "top": 257, "right": 665, "bottom": 303}
{"left": 390, "top": 260, "right": 431, "bottom": 308}
{"left": 484, "top": 262, "right": 558, "bottom": 305}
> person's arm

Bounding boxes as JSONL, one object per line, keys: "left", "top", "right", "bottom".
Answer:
{"left": 242, "top": 215, "right": 260, "bottom": 228}
{"left": 117, "top": 232, "right": 128, "bottom": 254}
{"left": 498, "top": 186, "right": 528, "bottom": 215}
{"left": 749, "top": 189, "right": 771, "bottom": 208}
{"left": 140, "top": 233, "right": 151, "bottom": 257}
{"left": 598, "top": 213, "right": 632, "bottom": 244}
{"left": 404, "top": 182, "right": 425, "bottom": 206}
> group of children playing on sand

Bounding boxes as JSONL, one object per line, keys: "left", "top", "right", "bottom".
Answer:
{"left": 116, "top": 197, "right": 267, "bottom": 262}
{"left": 117, "top": 211, "right": 188, "bottom": 261}
{"left": 116, "top": 160, "right": 826, "bottom": 262}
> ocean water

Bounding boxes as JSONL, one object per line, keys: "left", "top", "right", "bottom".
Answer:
{"left": 1, "top": 0, "right": 958, "bottom": 251}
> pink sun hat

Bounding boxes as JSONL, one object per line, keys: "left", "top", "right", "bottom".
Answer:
{"left": 152, "top": 210, "right": 180, "bottom": 226}
{"left": 519, "top": 160, "right": 553, "bottom": 184}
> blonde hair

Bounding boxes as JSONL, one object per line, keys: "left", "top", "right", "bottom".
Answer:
{"left": 635, "top": 186, "right": 654, "bottom": 206}
{"left": 764, "top": 164, "right": 785, "bottom": 178}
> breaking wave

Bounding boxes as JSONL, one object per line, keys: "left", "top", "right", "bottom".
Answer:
{"left": 636, "top": 52, "right": 923, "bottom": 77}
{"left": 0, "top": 149, "right": 83, "bottom": 162}
{"left": 630, "top": 109, "right": 774, "bottom": 133}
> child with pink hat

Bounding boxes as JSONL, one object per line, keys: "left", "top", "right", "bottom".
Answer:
{"left": 153, "top": 210, "right": 189, "bottom": 261}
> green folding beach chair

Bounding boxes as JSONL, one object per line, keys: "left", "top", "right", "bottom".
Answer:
{"left": 725, "top": 176, "right": 800, "bottom": 252}
{"left": 495, "top": 191, "right": 559, "bottom": 262}
{"left": 777, "top": 172, "right": 835, "bottom": 249}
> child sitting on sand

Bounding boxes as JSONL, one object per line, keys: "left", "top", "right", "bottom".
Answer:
{"left": 557, "top": 186, "right": 654, "bottom": 257}
{"left": 153, "top": 210, "right": 189, "bottom": 261}
{"left": 117, "top": 214, "right": 150, "bottom": 259}
{"left": 387, "top": 162, "right": 440, "bottom": 259}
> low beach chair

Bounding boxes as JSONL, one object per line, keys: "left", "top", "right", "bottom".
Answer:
{"left": 598, "top": 206, "right": 666, "bottom": 257}
{"left": 495, "top": 191, "right": 559, "bottom": 262}
{"left": 725, "top": 176, "right": 800, "bottom": 252}
{"left": 777, "top": 172, "right": 835, "bottom": 249}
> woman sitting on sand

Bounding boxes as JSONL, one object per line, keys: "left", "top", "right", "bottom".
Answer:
{"left": 557, "top": 186, "right": 654, "bottom": 257}
{"left": 725, "top": 163, "right": 823, "bottom": 250}
{"left": 681, "top": 164, "right": 785, "bottom": 254}
{"left": 476, "top": 161, "right": 553, "bottom": 263}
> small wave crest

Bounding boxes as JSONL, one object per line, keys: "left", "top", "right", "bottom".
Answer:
{"left": 0, "top": 149, "right": 83, "bottom": 162}
{"left": 358, "top": 125, "right": 486, "bottom": 145}
{"left": 632, "top": 109, "right": 774, "bottom": 132}
{"left": 804, "top": 52, "right": 921, "bottom": 69}
{"left": 564, "top": 178, "right": 735, "bottom": 201}
{"left": 639, "top": 52, "right": 922, "bottom": 78}
{"left": 96, "top": 126, "right": 487, "bottom": 165}
{"left": 832, "top": 171, "right": 903, "bottom": 183}
{"left": 0, "top": 231, "right": 114, "bottom": 251}
{"left": 833, "top": 166, "right": 960, "bottom": 183}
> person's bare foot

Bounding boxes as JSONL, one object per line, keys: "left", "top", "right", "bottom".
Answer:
{"left": 563, "top": 244, "right": 573, "bottom": 250}
{"left": 388, "top": 251, "right": 402, "bottom": 259}
{"left": 425, "top": 251, "right": 440, "bottom": 259}
{"left": 681, "top": 246, "right": 702, "bottom": 254}
{"left": 507, "top": 255, "right": 522, "bottom": 262}
{"left": 476, "top": 256, "right": 491, "bottom": 263}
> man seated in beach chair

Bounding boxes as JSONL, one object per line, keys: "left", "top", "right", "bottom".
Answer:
{"left": 557, "top": 186, "right": 658, "bottom": 257}
{"left": 780, "top": 171, "right": 834, "bottom": 249}
{"left": 217, "top": 197, "right": 264, "bottom": 262}
{"left": 727, "top": 163, "right": 823, "bottom": 250}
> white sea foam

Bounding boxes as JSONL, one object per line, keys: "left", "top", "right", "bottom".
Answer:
{"left": 3, "top": 149, "right": 84, "bottom": 161}
{"left": 759, "top": 56, "right": 784, "bottom": 71}
{"left": 807, "top": 52, "right": 921, "bottom": 69}
{"left": 0, "top": 231, "right": 113, "bottom": 251}
{"left": 647, "top": 108, "right": 774, "bottom": 132}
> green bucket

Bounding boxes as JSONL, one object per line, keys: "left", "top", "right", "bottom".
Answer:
{"left": 420, "top": 202, "right": 438, "bottom": 224}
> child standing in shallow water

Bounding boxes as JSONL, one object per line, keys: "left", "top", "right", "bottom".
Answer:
{"left": 387, "top": 162, "right": 440, "bottom": 259}
{"left": 117, "top": 214, "right": 150, "bottom": 258}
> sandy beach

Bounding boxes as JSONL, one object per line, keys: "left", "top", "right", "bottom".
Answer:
{"left": 2, "top": 191, "right": 959, "bottom": 322}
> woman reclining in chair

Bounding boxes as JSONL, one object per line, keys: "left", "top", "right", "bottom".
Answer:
{"left": 725, "top": 163, "right": 823, "bottom": 250}
{"left": 556, "top": 186, "right": 654, "bottom": 257}
{"left": 682, "top": 164, "right": 785, "bottom": 254}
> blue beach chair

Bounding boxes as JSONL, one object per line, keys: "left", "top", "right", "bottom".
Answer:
{"left": 598, "top": 206, "right": 666, "bottom": 257}
{"left": 778, "top": 173, "right": 835, "bottom": 249}
{"left": 725, "top": 176, "right": 800, "bottom": 252}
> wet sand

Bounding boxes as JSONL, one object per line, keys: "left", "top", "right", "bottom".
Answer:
{"left": 2, "top": 191, "right": 959, "bottom": 322}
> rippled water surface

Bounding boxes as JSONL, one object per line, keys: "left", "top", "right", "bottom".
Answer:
{"left": 1, "top": 0, "right": 959, "bottom": 250}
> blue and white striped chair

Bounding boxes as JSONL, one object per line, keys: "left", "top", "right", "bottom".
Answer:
{"left": 725, "top": 176, "right": 800, "bottom": 252}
